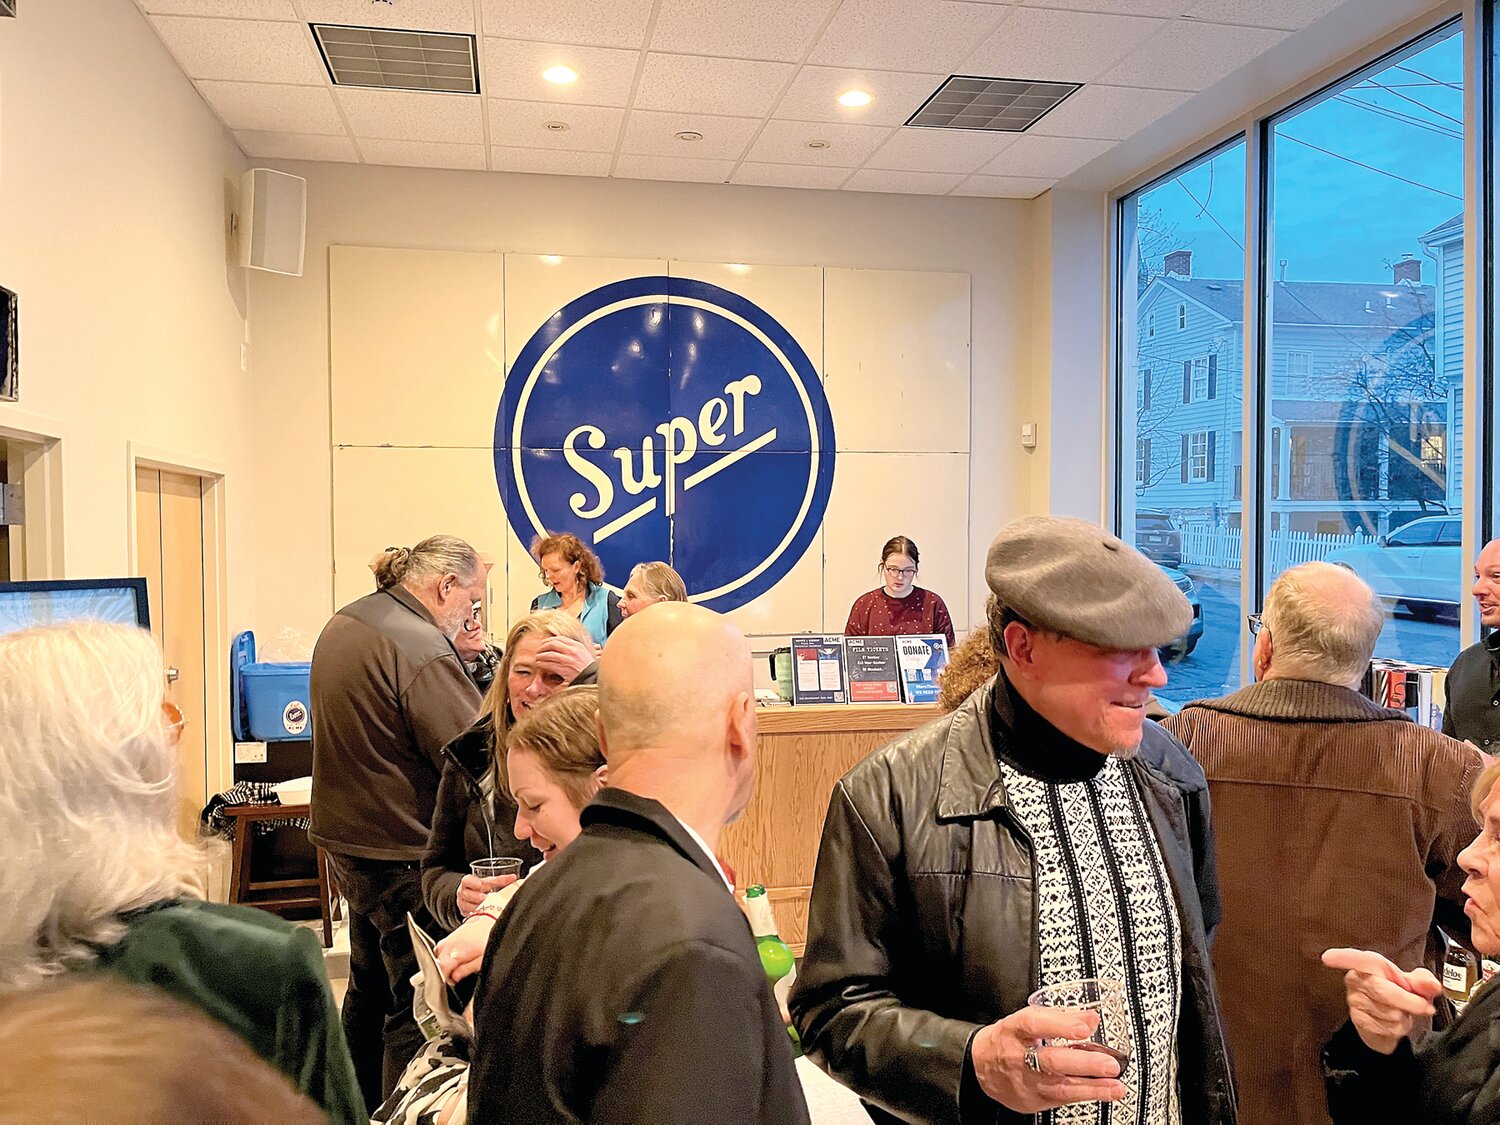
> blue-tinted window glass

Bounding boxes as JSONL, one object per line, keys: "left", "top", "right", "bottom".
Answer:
{"left": 1118, "top": 142, "right": 1247, "bottom": 710}
{"left": 1265, "top": 23, "right": 1464, "bottom": 665}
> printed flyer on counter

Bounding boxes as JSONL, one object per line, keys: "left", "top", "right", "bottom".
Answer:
{"left": 897, "top": 634, "right": 950, "bottom": 703}
{"left": 844, "top": 636, "right": 901, "bottom": 703}
{"left": 790, "top": 634, "right": 847, "bottom": 705}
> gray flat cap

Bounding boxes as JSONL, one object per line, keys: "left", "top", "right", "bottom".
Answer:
{"left": 985, "top": 515, "right": 1192, "bottom": 650}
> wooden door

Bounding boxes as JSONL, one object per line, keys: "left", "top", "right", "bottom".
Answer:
{"left": 135, "top": 467, "right": 209, "bottom": 842}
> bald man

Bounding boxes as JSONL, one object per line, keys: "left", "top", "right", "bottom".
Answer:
{"left": 1443, "top": 537, "right": 1500, "bottom": 751}
{"left": 1163, "top": 562, "right": 1480, "bottom": 1125}
{"left": 466, "top": 603, "right": 809, "bottom": 1125}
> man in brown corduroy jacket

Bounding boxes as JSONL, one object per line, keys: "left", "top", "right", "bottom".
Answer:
{"left": 1162, "top": 561, "right": 1481, "bottom": 1125}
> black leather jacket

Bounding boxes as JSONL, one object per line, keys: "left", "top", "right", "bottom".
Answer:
{"left": 790, "top": 677, "right": 1237, "bottom": 1124}
{"left": 419, "top": 716, "right": 539, "bottom": 933}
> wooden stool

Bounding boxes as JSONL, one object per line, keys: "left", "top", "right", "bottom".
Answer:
{"left": 223, "top": 802, "right": 335, "bottom": 947}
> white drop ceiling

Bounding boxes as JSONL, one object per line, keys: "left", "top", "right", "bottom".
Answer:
{"left": 133, "top": 0, "right": 1414, "bottom": 197}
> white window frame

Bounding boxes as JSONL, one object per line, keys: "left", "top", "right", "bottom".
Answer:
{"left": 1188, "top": 431, "right": 1210, "bottom": 482}
{"left": 1135, "top": 439, "right": 1148, "bottom": 484}
{"left": 1178, "top": 303, "right": 1187, "bottom": 330}
{"left": 1190, "top": 357, "right": 1210, "bottom": 402}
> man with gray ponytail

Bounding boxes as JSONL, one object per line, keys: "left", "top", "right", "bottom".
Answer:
{"left": 310, "top": 533, "right": 490, "bottom": 1108}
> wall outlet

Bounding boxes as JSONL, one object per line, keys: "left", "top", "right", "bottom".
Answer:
{"left": 234, "top": 741, "right": 267, "bottom": 764}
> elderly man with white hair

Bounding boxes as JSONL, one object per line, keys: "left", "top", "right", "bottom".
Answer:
{"left": 1162, "top": 561, "right": 1482, "bottom": 1125}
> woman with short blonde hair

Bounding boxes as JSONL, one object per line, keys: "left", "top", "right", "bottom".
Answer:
{"left": 421, "top": 610, "right": 596, "bottom": 932}
{"left": 620, "top": 561, "right": 689, "bottom": 619}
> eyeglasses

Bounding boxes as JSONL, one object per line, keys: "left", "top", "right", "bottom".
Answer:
{"left": 162, "top": 701, "right": 186, "bottom": 744}
{"left": 1246, "top": 613, "right": 1266, "bottom": 635}
{"left": 882, "top": 566, "right": 917, "bottom": 579}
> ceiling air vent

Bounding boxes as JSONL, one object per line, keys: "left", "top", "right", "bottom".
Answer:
{"left": 906, "top": 75, "right": 1080, "bottom": 132}
{"left": 311, "top": 24, "right": 480, "bottom": 94}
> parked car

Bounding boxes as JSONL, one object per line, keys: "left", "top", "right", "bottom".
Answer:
{"left": 1322, "top": 514, "right": 1463, "bottom": 618}
{"left": 1136, "top": 510, "right": 1183, "bottom": 568}
{"left": 1158, "top": 564, "right": 1203, "bottom": 662}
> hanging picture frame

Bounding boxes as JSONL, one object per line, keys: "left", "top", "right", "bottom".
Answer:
{"left": 0, "top": 286, "right": 15, "bottom": 402}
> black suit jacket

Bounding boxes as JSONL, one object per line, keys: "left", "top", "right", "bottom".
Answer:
{"left": 467, "top": 788, "right": 810, "bottom": 1125}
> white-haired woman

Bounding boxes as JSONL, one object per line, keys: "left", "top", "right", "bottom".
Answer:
{"left": 0, "top": 620, "right": 364, "bottom": 1123}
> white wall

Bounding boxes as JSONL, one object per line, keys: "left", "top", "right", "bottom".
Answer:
{"left": 248, "top": 161, "right": 1040, "bottom": 642}
{"left": 0, "top": 0, "right": 252, "bottom": 600}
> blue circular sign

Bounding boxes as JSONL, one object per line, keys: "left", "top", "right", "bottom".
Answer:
{"left": 494, "top": 276, "right": 836, "bottom": 614}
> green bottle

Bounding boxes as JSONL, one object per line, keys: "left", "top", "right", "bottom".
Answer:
{"left": 745, "top": 884, "right": 801, "bottom": 1057}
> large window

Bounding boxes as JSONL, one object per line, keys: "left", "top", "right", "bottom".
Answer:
{"left": 1118, "top": 142, "right": 1247, "bottom": 709}
{"left": 1265, "top": 23, "right": 1464, "bottom": 665}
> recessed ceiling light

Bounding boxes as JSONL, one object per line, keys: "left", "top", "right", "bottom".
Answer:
{"left": 676, "top": 130, "right": 704, "bottom": 142}
{"left": 544, "top": 121, "right": 569, "bottom": 132}
{"left": 543, "top": 65, "right": 578, "bottom": 84}
{"left": 807, "top": 140, "right": 830, "bottom": 149}
{"left": 837, "top": 89, "right": 873, "bottom": 108}
{"left": 540, "top": 255, "right": 563, "bottom": 265}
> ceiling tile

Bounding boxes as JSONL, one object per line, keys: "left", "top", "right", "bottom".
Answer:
{"left": 613, "top": 153, "right": 735, "bottom": 183}
{"left": 198, "top": 80, "right": 346, "bottom": 133}
{"left": 1098, "top": 19, "right": 1291, "bottom": 92}
{"left": 808, "top": 0, "right": 1010, "bottom": 73}
{"left": 1182, "top": 0, "right": 1346, "bottom": 31}
{"left": 843, "top": 168, "right": 967, "bottom": 194}
{"left": 650, "top": 0, "right": 839, "bottom": 62}
{"left": 336, "top": 87, "right": 485, "bottom": 143}
{"left": 979, "top": 133, "right": 1113, "bottom": 177}
{"left": 139, "top": 0, "right": 297, "bottom": 16}
{"left": 479, "top": 0, "right": 655, "bottom": 49}
{"left": 360, "top": 139, "right": 489, "bottom": 169}
{"left": 634, "top": 54, "right": 796, "bottom": 117}
{"left": 235, "top": 130, "right": 359, "bottom": 161}
{"left": 621, "top": 110, "right": 761, "bottom": 160}
{"left": 745, "top": 118, "right": 895, "bottom": 166}
{"left": 150, "top": 16, "right": 324, "bottom": 84}
{"left": 962, "top": 7, "right": 1166, "bottom": 84}
{"left": 489, "top": 147, "right": 614, "bottom": 176}
{"left": 775, "top": 66, "right": 946, "bottom": 127}
{"left": 1020, "top": 0, "right": 1188, "bottom": 14}
{"left": 731, "top": 163, "right": 855, "bottom": 189}
{"left": 1026, "top": 83, "right": 1192, "bottom": 140}
{"left": 488, "top": 99, "right": 625, "bottom": 151}
{"left": 299, "top": 0, "right": 475, "bottom": 31}
{"left": 952, "top": 173, "right": 1054, "bottom": 198}
{"left": 866, "top": 127, "right": 1020, "bottom": 174}
{"left": 483, "top": 39, "right": 640, "bottom": 106}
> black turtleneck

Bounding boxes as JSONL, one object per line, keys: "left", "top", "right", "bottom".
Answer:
{"left": 989, "top": 668, "right": 1108, "bottom": 783}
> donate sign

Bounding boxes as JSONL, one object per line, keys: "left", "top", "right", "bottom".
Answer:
{"left": 494, "top": 276, "right": 836, "bottom": 614}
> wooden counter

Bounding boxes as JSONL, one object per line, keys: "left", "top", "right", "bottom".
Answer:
{"left": 719, "top": 703, "right": 942, "bottom": 953}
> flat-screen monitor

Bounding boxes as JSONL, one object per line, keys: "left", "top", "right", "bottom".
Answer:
{"left": 0, "top": 578, "right": 150, "bottom": 637}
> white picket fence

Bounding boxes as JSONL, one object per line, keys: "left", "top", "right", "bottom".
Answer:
{"left": 1178, "top": 524, "right": 1375, "bottom": 571}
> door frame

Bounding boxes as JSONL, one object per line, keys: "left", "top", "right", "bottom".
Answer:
{"left": 0, "top": 409, "right": 65, "bottom": 578}
{"left": 127, "top": 443, "right": 231, "bottom": 801}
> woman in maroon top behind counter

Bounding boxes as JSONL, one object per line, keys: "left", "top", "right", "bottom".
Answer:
{"left": 843, "top": 535, "right": 955, "bottom": 646}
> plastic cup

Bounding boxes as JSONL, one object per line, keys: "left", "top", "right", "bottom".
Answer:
{"left": 470, "top": 856, "right": 522, "bottom": 881}
{"left": 1027, "top": 976, "right": 1133, "bottom": 1076}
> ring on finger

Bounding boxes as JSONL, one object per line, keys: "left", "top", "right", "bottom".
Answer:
{"left": 1023, "top": 1045, "right": 1043, "bottom": 1074}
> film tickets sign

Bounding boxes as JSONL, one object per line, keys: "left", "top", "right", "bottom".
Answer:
{"left": 495, "top": 276, "right": 835, "bottom": 613}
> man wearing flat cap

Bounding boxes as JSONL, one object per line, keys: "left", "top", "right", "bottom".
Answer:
{"left": 792, "top": 516, "right": 1236, "bottom": 1125}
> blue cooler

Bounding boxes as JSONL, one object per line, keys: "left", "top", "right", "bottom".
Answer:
{"left": 231, "top": 630, "right": 313, "bottom": 742}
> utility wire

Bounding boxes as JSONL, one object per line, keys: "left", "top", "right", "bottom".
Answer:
{"left": 1276, "top": 133, "right": 1463, "bottom": 201}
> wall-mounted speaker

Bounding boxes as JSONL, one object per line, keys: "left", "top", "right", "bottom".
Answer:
{"left": 238, "top": 168, "right": 306, "bottom": 277}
